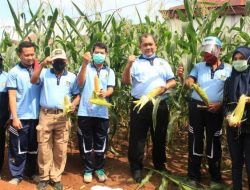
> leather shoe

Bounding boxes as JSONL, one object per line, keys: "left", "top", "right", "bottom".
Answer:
{"left": 132, "top": 170, "right": 142, "bottom": 183}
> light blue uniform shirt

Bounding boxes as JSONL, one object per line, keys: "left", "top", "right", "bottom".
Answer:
{"left": 6, "top": 63, "right": 41, "bottom": 119}
{"left": 0, "top": 71, "right": 8, "bottom": 93}
{"left": 78, "top": 64, "right": 115, "bottom": 119}
{"left": 189, "top": 62, "right": 232, "bottom": 102}
{"left": 39, "top": 69, "right": 79, "bottom": 109}
{"left": 131, "top": 57, "right": 175, "bottom": 99}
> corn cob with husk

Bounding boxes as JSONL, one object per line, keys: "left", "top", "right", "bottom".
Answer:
{"left": 227, "top": 94, "right": 248, "bottom": 127}
{"left": 89, "top": 75, "right": 112, "bottom": 108}
{"left": 192, "top": 83, "right": 209, "bottom": 106}
{"left": 63, "top": 95, "right": 71, "bottom": 115}
{"left": 133, "top": 87, "right": 163, "bottom": 113}
{"left": 94, "top": 74, "right": 100, "bottom": 95}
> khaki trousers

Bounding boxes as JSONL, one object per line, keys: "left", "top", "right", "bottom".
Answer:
{"left": 36, "top": 109, "right": 71, "bottom": 182}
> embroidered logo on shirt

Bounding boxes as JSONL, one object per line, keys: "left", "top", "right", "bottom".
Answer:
{"left": 220, "top": 75, "right": 226, "bottom": 80}
{"left": 66, "top": 81, "right": 71, "bottom": 87}
{"left": 2, "top": 82, "right": 6, "bottom": 87}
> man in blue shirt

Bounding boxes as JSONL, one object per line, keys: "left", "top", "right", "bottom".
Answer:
{"left": 77, "top": 42, "right": 115, "bottom": 183}
{"left": 31, "top": 48, "right": 80, "bottom": 190}
{"left": 6, "top": 41, "right": 41, "bottom": 185}
{"left": 122, "top": 34, "right": 176, "bottom": 183}
{"left": 0, "top": 53, "right": 9, "bottom": 178}
{"left": 178, "top": 36, "right": 232, "bottom": 187}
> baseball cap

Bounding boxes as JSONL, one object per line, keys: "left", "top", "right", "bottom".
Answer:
{"left": 51, "top": 49, "right": 67, "bottom": 60}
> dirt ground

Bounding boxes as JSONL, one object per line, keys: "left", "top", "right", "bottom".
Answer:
{"left": 0, "top": 129, "right": 248, "bottom": 190}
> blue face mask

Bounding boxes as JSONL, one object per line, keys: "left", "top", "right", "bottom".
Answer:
{"left": 93, "top": 53, "right": 106, "bottom": 64}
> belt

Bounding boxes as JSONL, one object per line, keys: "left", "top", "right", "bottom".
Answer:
{"left": 41, "top": 107, "right": 63, "bottom": 114}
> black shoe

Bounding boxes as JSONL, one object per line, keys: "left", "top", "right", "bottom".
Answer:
{"left": 132, "top": 170, "right": 142, "bottom": 183}
{"left": 183, "top": 178, "right": 199, "bottom": 188}
{"left": 37, "top": 180, "right": 49, "bottom": 190}
{"left": 50, "top": 181, "right": 63, "bottom": 190}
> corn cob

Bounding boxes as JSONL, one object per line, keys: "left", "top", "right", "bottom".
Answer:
{"left": 89, "top": 91, "right": 112, "bottom": 108}
{"left": 133, "top": 87, "right": 163, "bottom": 113}
{"left": 228, "top": 94, "right": 247, "bottom": 127}
{"left": 94, "top": 75, "right": 100, "bottom": 94}
{"left": 192, "top": 83, "right": 209, "bottom": 106}
{"left": 63, "top": 95, "right": 71, "bottom": 115}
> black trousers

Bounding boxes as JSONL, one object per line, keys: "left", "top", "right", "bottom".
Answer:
{"left": 227, "top": 127, "right": 250, "bottom": 190}
{"left": 0, "top": 116, "right": 8, "bottom": 173}
{"left": 188, "top": 100, "right": 223, "bottom": 182}
{"left": 128, "top": 99, "right": 169, "bottom": 172}
{"left": 78, "top": 116, "right": 109, "bottom": 173}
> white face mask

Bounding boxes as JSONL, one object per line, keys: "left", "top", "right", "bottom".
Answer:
{"left": 232, "top": 59, "right": 249, "bottom": 72}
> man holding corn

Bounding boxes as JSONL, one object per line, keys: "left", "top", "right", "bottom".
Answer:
{"left": 30, "top": 48, "right": 80, "bottom": 190}
{"left": 178, "top": 36, "right": 231, "bottom": 187}
{"left": 77, "top": 42, "right": 115, "bottom": 183}
{"left": 0, "top": 53, "right": 9, "bottom": 179}
{"left": 122, "top": 34, "right": 176, "bottom": 183}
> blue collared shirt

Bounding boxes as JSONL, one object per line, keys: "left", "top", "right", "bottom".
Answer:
{"left": 77, "top": 64, "right": 115, "bottom": 119}
{"left": 39, "top": 68, "right": 80, "bottom": 109}
{"left": 6, "top": 63, "right": 41, "bottom": 119}
{"left": 131, "top": 57, "right": 175, "bottom": 99}
{"left": 189, "top": 62, "right": 232, "bottom": 102}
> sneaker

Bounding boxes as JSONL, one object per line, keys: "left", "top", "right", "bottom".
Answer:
{"left": 37, "top": 180, "right": 49, "bottom": 190}
{"left": 84, "top": 172, "right": 93, "bottom": 183}
{"left": 8, "top": 178, "right": 22, "bottom": 185}
{"left": 95, "top": 169, "right": 107, "bottom": 182}
{"left": 210, "top": 181, "right": 227, "bottom": 190}
{"left": 52, "top": 181, "right": 63, "bottom": 190}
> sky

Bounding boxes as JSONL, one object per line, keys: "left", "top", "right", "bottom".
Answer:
{"left": 0, "top": 0, "right": 184, "bottom": 39}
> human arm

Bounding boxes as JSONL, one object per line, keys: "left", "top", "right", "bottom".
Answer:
{"left": 122, "top": 55, "right": 136, "bottom": 85}
{"left": 78, "top": 52, "right": 91, "bottom": 87}
{"left": 8, "top": 89, "right": 22, "bottom": 129}
{"left": 30, "top": 57, "right": 52, "bottom": 84}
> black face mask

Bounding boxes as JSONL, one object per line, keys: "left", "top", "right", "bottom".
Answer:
{"left": 53, "top": 60, "right": 66, "bottom": 72}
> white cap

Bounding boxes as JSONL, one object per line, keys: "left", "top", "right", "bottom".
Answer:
{"left": 51, "top": 49, "right": 67, "bottom": 60}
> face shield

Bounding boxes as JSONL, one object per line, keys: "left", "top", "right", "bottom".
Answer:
{"left": 201, "top": 37, "right": 222, "bottom": 58}
{"left": 201, "top": 44, "right": 221, "bottom": 58}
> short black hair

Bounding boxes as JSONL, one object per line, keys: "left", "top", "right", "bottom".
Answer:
{"left": 92, "top": 42, "right": 108, "bottom": 53}
{"left": 139, "top": 33, "right": 156, "bottom": 44}
{"left": 17, "top": 41, "right": 36, "bottom": 53}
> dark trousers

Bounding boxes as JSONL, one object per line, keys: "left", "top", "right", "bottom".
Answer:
{"left": 188, "top": 100, "right": 223, "bottom": 182}
{"left": 0, "top": 117, "right": 8, "bottom": 173}
{"left": 78, "top": 116, "right": 109, "bottom": 173}
{"left": 128, "top": 99, "right": 169, "bottom": 172}
{"left": 8, "top": 119, "right": 38, "bottom": 179}
{"left": 227, "top": 128, "right": 250, "bottom": 190}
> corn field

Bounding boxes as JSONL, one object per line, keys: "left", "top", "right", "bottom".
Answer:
{"left": 1, "top": 0, "right": 250, "bottom": 189}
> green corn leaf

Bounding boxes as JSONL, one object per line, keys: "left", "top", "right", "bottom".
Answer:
{"left": 136, "top": 170, "right": 153, "bottom": 190}
{"left": 44, "top": 8, "right": 58, "bottom": 47}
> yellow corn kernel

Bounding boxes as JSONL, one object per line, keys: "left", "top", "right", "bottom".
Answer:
{"left": 94, "top": 75, "right": 100, "bottom": 93}
{"left": 228, "top": 94, "right": 247, "bottom": 127}
{"left": 63, "top": 95, "right": 71, "bottom": 115}
{"left": 192, "top": 83, "right": 209, "bottom": 106}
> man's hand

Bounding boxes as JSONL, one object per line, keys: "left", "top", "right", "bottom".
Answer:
{"left": 83, "top": 52, "right": 92, "bottom": 65}
{"left": 41, "top": 57, "right": 52, "bottom": 66}
{"left": 99, "top": 89, "right": 108, "bottom": 98}
{"left": 208, "top": 102, "right": 222, "bottom": 113}
{"left": 177, "top": 64, "right": 184, "bottom": 80}
{"left": 12, "top": 118, "right": 22, "bottom": 130}
{"left": 127, "top": 55, "right": 136, "bottom": 67}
